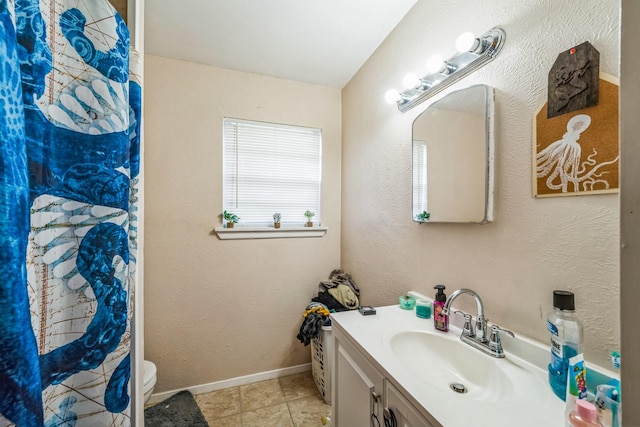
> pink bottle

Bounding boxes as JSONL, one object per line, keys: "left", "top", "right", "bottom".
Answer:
{"left": 568, "top": 400, "right": 602, "bottom": 427}
{"left": 433, "top": 285, "right": 448, "bottom": 332}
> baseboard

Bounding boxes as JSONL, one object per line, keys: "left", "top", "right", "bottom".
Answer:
{"left": 146, "top": 363, "right": 312, "bottom": 406}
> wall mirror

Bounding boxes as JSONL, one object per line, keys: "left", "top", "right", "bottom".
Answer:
{"left": 412, "top": 84, "right": 494, "bottom": 223}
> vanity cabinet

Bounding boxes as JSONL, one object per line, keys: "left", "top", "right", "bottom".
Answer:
{"left": 332, "top": 328, "right": 384, "bottom": 426}
{"left": 332, "top": 323, "right": 437, "bottom": 427}
{"left": 330, "top": 305, "right": 568, "bottom": 426}
{"left": 384, "top": 380, "right": 435, "bottom": 427}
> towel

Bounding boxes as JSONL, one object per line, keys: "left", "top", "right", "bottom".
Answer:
{"left": 319, "top": 269, "right": 360, "bottom": 296}
{"left": 327, "top": 284, "right": 359, "bottom": 309}
{"left": 311, "top": 291, "right": 349, "bottom": 312}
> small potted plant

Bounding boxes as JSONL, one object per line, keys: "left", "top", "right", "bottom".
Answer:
{"left": 273, "top": 212, "right": 281, "bottom": 229}
{"left": 222, "top": 210, "right": 239, "bottom": 228}
{"left": 415, "top": 211, "right": 431, "bottom": 222}
{"left": 304, "top": 210, "right": 315, "bottom": 227}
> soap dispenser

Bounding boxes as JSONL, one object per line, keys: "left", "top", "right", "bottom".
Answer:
{"left": 433, "top": 285, "right": 448, "bottom": 332}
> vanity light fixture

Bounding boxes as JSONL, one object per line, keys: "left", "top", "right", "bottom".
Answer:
{"left": 387, "top": 27, "right": 506, "bottom": 112}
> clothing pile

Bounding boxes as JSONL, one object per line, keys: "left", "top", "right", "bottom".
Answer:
{"left": 296, "top": 269, "right": 360, "bottom": 346}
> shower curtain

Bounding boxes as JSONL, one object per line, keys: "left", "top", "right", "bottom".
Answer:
{"left": 0, "top": 0, "right": 141, "bottom": 425}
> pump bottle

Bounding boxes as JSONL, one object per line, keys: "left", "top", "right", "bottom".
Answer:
{"left": 547, "top": 290, "right": 583, "bottom": 401}
{"left": 433, "top": 285, "right": 448, "bottom": 332}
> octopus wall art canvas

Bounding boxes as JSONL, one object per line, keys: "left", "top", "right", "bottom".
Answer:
{"left": 534, "top": 76, "right": 619, "bottom": 197}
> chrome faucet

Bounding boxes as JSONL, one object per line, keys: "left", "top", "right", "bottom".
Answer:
{"left": 442, "top": 288, "right": 514, "bottom": 358}
{"left": 442, "top": 288, "right": 488, "bottom": 342}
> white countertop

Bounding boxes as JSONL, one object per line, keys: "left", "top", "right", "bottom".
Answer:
{"left": 331, "top": 305, "right": 566, "bottom": 427}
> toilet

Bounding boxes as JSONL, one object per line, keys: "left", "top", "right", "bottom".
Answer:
{"left": 143, "top": 360, "right": 157, "bottom": 404}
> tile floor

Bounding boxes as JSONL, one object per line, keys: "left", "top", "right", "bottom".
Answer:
{"left": 193, "top": 371, "right": 332, "bottom": 427}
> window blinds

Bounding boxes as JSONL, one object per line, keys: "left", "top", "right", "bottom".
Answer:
{"left": 223, "top": 118, "right": 322, "bottom": 226}
{"left": 412, "top": 141, "right": 428, "bottom": 216}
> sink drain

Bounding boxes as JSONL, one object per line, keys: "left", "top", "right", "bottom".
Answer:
{"left": 449, "top": 383, "right": 468, "bottom": 394}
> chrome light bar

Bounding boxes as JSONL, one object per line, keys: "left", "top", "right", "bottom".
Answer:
{"left": 391, "top": 28, "right": 506, "bottom": 113}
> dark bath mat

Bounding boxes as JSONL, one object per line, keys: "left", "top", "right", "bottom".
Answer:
{"left": 144, "top": 390, "right": 209, "bottom": 426}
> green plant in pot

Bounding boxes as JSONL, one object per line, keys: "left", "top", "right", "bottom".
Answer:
{"left": 222, "top": 210, "right": 239, "bottom": 228}
{"left": 415, "top": 211, "right": 431, "bottom": 222}
{"left": 304, "top": 210, "right": 315, "bottom": 227}
{"left": 273, "top": 212, "right": 281, "bottom": 229}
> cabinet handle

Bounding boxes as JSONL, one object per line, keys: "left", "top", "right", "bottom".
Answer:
{"left": 370, "top": 390, "right": 381, "bottom": 427}
{"left": 383, "top": 407, "right": 398, "bottom": 427}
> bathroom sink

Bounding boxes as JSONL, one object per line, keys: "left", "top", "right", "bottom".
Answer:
{"left": 387, "top": 330, "right": 515, "bottom": 402}
{"left": 332, "top": 305, "right": 567, "bottom": 426}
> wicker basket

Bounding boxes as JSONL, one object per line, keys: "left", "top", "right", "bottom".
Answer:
{"left": 310, "top": 325, "right": 332, "bottom": 404}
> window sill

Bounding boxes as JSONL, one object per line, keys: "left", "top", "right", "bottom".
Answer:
{"left": 214, "top": 225, "right": 328, "bottom": 240}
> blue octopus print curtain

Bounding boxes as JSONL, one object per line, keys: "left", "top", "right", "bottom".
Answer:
{"left": 0, "top": 0, "right": 141, "bottom": 425}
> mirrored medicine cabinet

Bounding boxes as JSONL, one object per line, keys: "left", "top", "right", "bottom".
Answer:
{"left": 412, "top": 84, "right": 494, "bottom": 224}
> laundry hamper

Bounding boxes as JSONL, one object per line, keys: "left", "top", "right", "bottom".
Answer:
{"left": 310, "top": 325, "right": 332, "bottom": 404}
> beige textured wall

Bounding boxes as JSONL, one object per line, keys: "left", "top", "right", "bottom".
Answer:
{"left": 109, "top": 0, "right": 127, "bottom": 22}
{"left": 143, "top": 55, "right": 341, "bottom": 392}
{"left": 342, "top": 0, "right": 620, "bottom": 369}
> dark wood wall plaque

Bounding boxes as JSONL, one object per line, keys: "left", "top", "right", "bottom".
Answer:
{"left": 547, "top": 41, "right": 600, "bottom": 119}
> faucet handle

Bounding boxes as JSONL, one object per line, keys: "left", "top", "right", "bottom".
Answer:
{"left": 475, "top": 315, "right": 489, "bottom": 343}
{"left": 454, "top": 311, "right": 474, "bottom": 337}
{"left": 489, "top": 325, "right": 515, "bottom": 357}
{"left": 491, "top": 324, "right": 515, "bottom": 338}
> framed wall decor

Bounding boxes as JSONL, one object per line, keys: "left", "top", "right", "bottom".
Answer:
{"left": 533, "top": 74, "right": 619, "bottom": 198}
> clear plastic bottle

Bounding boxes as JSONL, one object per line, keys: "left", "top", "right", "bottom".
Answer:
{"left": 547, "top": 290, "right": 583, "bottom": 400}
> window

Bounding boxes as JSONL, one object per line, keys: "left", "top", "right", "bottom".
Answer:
{"left": 412, "top": 140, "right": 428, "bottom": 218}
{"left": 222, "top": 118, "right": 322, "bottom": 227}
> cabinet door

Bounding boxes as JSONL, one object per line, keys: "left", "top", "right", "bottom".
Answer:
{"left": 332, "top": 332, "right": 383, "bottom": 427}
{"left": 384, "top": 380, "right": 436, "bottom": 427}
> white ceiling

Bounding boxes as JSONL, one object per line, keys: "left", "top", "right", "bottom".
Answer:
{"left": 144, "top": 0, "right": 417, "bottom": 89}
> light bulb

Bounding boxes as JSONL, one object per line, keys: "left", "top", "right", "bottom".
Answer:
{"left": 456, "top": 32, "right": 477, "bottom": 53}
{"left": 385, "top": 89, "right": 401, "bottom": 104}
{"left": 425, "top": 55, "right": 445, "bottom": 74}
{"left": 403, "top": 73, "right": 421, "bottom": 90}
